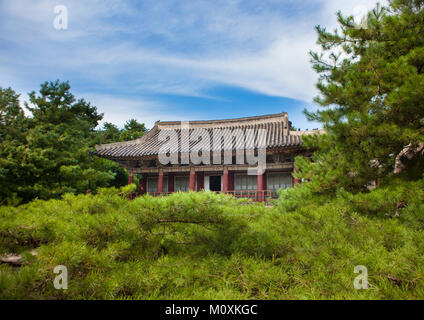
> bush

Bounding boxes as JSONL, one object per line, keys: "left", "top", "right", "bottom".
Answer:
{"left": 1, "top": 181, "right": 424, "bottom": 299}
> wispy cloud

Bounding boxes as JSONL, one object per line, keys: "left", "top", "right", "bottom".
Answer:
{"left": 0, "top": 0, "right": 384, "bottom": 129}
{"left": 80, "top": 93, "right": 206, "bottom": 128}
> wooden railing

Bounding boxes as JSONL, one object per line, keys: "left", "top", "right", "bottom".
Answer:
{"left": 134, "top": 190, "right": 280, "bottom": 202}
{"left": 225, "top": 190, "right": 279, "bottom": 201}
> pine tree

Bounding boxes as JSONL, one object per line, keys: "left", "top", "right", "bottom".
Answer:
{"left": 297, "top": 0, "right": 424, "bottom": 192}
{"left": 0, "top": 87, "right": 28, "bottom": 204}
{"left": 0, "top": 81, "right": 122, "bottom": 203}
{"left": 100, "top": 122, "right": 121, "bottom": 143}
{"left": 120, "top": 118, "right": 146, "bottom": 141}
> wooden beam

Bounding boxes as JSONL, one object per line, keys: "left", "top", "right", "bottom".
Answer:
{"left": 132, "top": 162, "right": 295, "bottom": 174}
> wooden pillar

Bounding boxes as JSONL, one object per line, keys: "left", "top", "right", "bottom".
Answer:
{"left": 168, "top": 172, "right": 175, "bottom": 193}
{"left": 222, "top": 167, "right": 229, "bottom": 193}
{"left": 189, "top": 167, "right": 195, "bottom": 191}
{"left": 228, "top": 171, "right": 235, "bottom": 191}
{"left": 257, "top": 170, "right": 264, "bottom": 202}
{"left": 158, "top": 168, "right": 164, "bottom": 193}
{"left": 128, "top": 170, "right": 134, "bottom": 185}
{"left": 196, "top": 172, "right": 204, "bottom": 191}
{"left": 139, "top": 174, "right": 147, "bottom": 195}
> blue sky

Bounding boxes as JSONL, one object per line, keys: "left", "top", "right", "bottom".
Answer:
{"left": 0, "top": 0, "right": 380, "bottom": 129}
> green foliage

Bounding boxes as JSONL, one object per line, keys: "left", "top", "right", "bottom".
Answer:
{"left": 120, "top": 119, "right": 146, "bottom": 141}
{"left": 95, "top": 119, "right": 147, "bottom": 145}
{"left": 1, "top": 181, "right": 423, "bottom": 299}
{"left": 0, "top": 81, "right": 144, "bottom": 204}
{"left": 0, "top": 87, "right": 29, "bottom": 203}
{"left": 97, "top": 122, "right": 121, "bottom": 144}
{"left": 298, "top": 0, "right": 424, "bottom": 192}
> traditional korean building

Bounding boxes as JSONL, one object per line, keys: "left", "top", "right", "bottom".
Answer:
{"left": 93, "top": 112, "right": 322, "bottom": 201}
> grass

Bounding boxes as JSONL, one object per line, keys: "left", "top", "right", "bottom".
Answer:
{"left": 1, "top": 179, "right": 423, "bottom": 299}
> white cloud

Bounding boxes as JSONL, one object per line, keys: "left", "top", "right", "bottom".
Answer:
{"left": 65, "top": 35, "right": 317, "bottom": 101}
{"left": 79, "top": 93, "right": 204, "bottom": 128}
{"left": 13, "top": 88, "right": 205, "bottom": 128}
{"left": 321, "top": 0, "right": 389, "bottom": 28}
{"left": 0, "top": 0, "right": 384, "bottom": 124}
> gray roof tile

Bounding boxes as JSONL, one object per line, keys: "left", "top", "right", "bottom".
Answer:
{"left": 93, "top": 113, "right": 318, "bottom": 159}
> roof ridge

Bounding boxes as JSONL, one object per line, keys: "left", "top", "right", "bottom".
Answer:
{"left": 157, "top": 112, "right": 288, "bottom": 126}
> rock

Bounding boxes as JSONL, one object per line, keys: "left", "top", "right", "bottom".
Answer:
{"left": 0, "top": 254, "right": 23, "bottom": 266}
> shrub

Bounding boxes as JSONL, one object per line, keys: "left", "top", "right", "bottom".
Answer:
{"left": 1, "top": 181, "right": 423, "bottom": 299}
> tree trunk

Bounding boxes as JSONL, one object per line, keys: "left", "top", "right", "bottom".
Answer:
{"left": 394, "top": 143, "right": 424, "bottom": 174}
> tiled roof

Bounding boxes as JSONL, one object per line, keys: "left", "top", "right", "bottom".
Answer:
{"left": 93, "top": 113, "right": 316, "bottom": 159}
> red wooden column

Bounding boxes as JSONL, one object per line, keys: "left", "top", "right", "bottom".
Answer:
{"left": 228, "top": 171, "right": 235, "bottom": 191}
{"left": 257, "top": 169, "right": 264, "bottom": 202}
{"left": 196, "top": 172, "right": 204, "bottom": 191}
{"left": 128, "top": 170, "right": 134, "bottom": 185}
{"left": 222, "top": 166, "right": 229, "bottom": 193}
{"left": 189, "top": 167, "right": 196, "bottom": 191}
{"left": 168, "top": 172, "right": 175, "bottom": 193}
{"left": 139, "top": 174, "right": 147, "bottom": 195}
{"left": 158, "top": 168, "right": 164, "bottom": 193}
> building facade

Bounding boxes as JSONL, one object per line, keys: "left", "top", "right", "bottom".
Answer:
{"left": 93, "top": 112, "right": 321, "bottom": 201}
